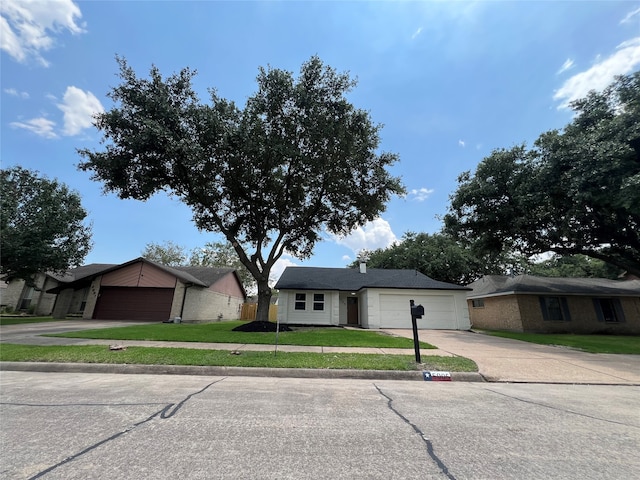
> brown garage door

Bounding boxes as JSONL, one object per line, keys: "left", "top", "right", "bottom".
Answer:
{"left": 93, "top": 287, "right": 174, "bottom": 321}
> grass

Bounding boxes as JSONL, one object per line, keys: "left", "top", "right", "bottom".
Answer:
{"left": 0, "top": 316, "right": 63, "bottom": 326}
{"left": 483, "top": 331, "right": 640, "bottom": 354}
{"left": 49, "top": 321, "right": 436, "bottom": 349}
{"left": 0, "top": 344, "right": 477, "bottom": 371}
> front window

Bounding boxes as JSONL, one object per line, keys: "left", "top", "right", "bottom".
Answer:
{"left": 539, "top": 296, "right": 570, "bottom": 321}
{"left": 19, "top": 286, "right": 35, "bottom": 310}
{"left": 313, "top": 293, "right": 325, "bottom": 311}
{"left": 594, "top": 298, "right": 624, "bottom": 323}
{"left": 294, "top": 293, "right": 306, "bottom": 310}
{"left": 472, "top": 299, "right": 484, "bottom": 308}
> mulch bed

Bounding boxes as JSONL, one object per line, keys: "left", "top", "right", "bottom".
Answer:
{"left": 232, "top": 321, "right": 292, "bottom": 332}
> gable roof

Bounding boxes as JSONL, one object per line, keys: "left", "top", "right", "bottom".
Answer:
{"left": 46, "top": 257, "right": 245, "bottom": 296}
{"left": 274, "top": 267, "right": 470, "bottom": 291}
{"left": 467, "top": 275, "right": 640, "bottom": 298}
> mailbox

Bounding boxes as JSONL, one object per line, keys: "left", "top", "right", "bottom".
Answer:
{"left": 411, "top": 304, "right": 424, "bottom": 319}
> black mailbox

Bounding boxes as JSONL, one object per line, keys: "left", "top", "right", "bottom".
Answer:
{"left": 411, "top": 304, "right": 425, "bottom": 319}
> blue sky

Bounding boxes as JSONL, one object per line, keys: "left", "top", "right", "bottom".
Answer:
{"left": 2, "top": 0, "right": 640, "bottom": 282}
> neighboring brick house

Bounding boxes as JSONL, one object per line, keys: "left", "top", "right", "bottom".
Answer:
{"left": 46, "top": 258, "right": 246, "bottom": 322}
{"left": 467, "top": 275, "right": 640, "bottom": 334}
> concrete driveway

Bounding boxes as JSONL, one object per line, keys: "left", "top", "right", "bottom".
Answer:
{"left": 385, "top": 329, "right": 640, "bottom": 384}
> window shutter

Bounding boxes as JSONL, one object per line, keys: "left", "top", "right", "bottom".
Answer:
{"left": 560, "top": 298, "right": 571, "bottom": 322}
{"left": 593, "top": 299, "right": 605, "bottom": 322}
{"left": 613, "top": 299, "right": 626, "bottom": 323}
{"left": 539, "top": 297, "right": 549, "bottom": 321}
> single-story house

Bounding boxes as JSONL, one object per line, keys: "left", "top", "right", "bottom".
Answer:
{"left": 466, "top": 275, "right": 640, "bottom": 334}
{"left": 1, "top": 264, "right": 112, "bottom": 316}
{"left": 3, "top": 257, "right": 246, "bottom": 322}
{"left": 274, "top": 264, "right": 471, "bottom": 329}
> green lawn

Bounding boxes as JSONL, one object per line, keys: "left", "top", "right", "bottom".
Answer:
{"left": 0, "top": 344, "right": 477, "bottom": 371}
{"left": 0, "top": 316, "right": 63, "bottom": 326}
{"left": 50, "top": 321, "right": 436, "bottom": 349}
{"left": 483, "top": 331, "right": 640, "bottom": 354}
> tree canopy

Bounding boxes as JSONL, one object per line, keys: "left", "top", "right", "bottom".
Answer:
{"left": 0, "top": 167, "right": 92, "bottom": 282}
{"left": 79, "top": 56, "right": 404, "bottom": 321}
{"left": 350, "top": 232, "right": 524, "bottom": 285}
{"left": 141, "top": 241, "right": 189, "bottom": 267}
{"left": 444, "top": 72, "right": 640, "bottom": 276}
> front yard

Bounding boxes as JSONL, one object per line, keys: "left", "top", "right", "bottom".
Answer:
{"left": 47, "top": 320, "right": 436, "bottom": 348}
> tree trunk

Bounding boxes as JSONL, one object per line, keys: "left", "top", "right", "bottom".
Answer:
{"left": 255, "top": 279, "right": 272, "bottom": 322}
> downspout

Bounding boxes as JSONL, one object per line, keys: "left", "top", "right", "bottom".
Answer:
{"left": 179, "top": 282, "right": 194, "bottom": 319}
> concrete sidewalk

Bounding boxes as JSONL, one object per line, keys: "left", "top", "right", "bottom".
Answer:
{"left": 384, "top": 329, "right": 640, "bottom": 385}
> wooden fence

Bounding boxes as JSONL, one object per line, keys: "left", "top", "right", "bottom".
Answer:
{"left": 240, "top": 303, "right": 278, "bottom": 322}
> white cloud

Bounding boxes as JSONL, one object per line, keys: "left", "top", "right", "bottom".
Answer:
{"left": 458, "top": 139, "right": 465, "bottom": 147}
{"left": 557, "top": 58, "right": 574, "bottom": 75}
{"left": 270, "top": 256, "right": 298, "bottom": 285}
{"left": 554, "top": 37, "right": 640, "bottom": 109}
{"left": 4, "top": 87, "right": 29, "bottom": 98}
{"left": 408, "top": 187, "right": 435, "bottom": 202}
{"left": 1, "top": 0, "right": 86, "bottom": 67}
{"left": 411, "top": 26, "right": 423, "bottom": 40}
{"left": 341, "top": 255, "right": 352, "bottom": 262}
{"left": 57, "top": 86, "right": 104, "bottom": 136}
{"left": 332, "top": 218, "right": 398, "bottom": 253}
{"left": 620, "top": 7, "right": 640, "bottom": 24}
{"left": 10, "top": 117, "right": 57, "bottom": 138}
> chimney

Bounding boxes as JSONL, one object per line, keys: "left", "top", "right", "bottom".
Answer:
{"left": 359, "top": 262, "right": 366, "bottom": 274}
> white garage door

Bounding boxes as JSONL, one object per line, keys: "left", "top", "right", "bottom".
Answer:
{"left": 379, "top": 294, "right": 456, "bottom": 329}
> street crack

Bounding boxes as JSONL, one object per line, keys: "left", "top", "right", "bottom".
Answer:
{"left": 483, "top": 387, "right": 640, "bottom": 429}
{"left": 374, "top": 384, "right": 456, "bottom": 480}
{"left": 27, "top": 378, "right": 226, "bottom": 479}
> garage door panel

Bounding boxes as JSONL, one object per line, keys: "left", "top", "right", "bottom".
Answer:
{"left": 93, "top": 287, "right": 173, "bottom": 321}
{"left": 379, "top": 294, "right": 455, "bottom": 329}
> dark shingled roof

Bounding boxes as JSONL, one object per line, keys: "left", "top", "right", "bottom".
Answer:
{"left": 274, "top": 267, "right": 470, "bottom": 291}
{"left": 46, "top": 257, "right": 243, "bottom": 295}
{"left": 467, "top": 275, "right": 640, "bottom": 298}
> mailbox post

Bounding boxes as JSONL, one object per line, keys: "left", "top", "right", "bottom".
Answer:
{"left": 409, "top": 299, "right": 424, "bottom": 363}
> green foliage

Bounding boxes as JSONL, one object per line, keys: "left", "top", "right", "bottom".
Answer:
{"left": 483, "top": 331, "right": 640, "bottom": 354}
{"left": 78, "top": 56, "right": 404, "bottom": 321}
{"left": 0, "top": 344, "right": 477, "bottom": 371}
{"left": 50, "top": 321, "right": 435, "bottom": 349}
{"left": 352, "top": 232, "right": 525, "bottom": 285}
{"left": 0, "top": 167, "right": 92, "bottom": 282}
{"left": 189, "top": 241, "right": 255, "bottom": 291}
{"left": 141, "top": 240, "right": 189, "bottom": 266}
{"left": 445, "top": 72, "right": 640, "bottom": 276}
{"left": 527, "top": 254, "right": 623, "bottom": 279}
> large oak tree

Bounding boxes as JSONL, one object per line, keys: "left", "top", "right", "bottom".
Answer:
{"left": 1, "top": 167, "right": 92, "bottom": 283}
{"left": 444, "top": 72, "right": 640, "bottom": 276}
{"left": 79, "top": 56, "right": 404, "bottom": 322}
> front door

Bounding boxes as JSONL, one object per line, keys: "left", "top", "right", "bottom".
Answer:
{"left": 347, "top": 297, "right": 359, "bottom": 325}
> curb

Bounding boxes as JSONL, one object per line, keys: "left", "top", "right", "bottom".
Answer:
{"left": 0, "top": 362, "right": 485, "bottom": 382}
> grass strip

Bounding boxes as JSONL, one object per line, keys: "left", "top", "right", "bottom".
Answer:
{"left": 483, "top": 331, "right": 640, "bottom": 354}
{"left": 0, "top": 344, "right": 477, "bottom": 371}
{"left": 0, "top": 317, "right": 63, "bottom": 326}
{"left": 49, "top": 321, "right": 436, "bottom": 349}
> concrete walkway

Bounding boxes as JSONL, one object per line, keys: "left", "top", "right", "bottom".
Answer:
{"left": 1, "top": 321, "right": 639, "bottom": 384}
{"left": 384, "top": 329, "right": 640, "bottom": 385}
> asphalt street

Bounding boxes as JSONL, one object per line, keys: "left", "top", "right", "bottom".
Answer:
{"left": 1, "top": 372, "right": 639, "bottom": 479}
